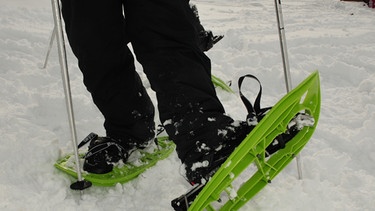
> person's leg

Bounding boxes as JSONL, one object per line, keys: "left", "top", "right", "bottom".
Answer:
{"left": 61, "top": 0, "right": 155, "bottom": 145}
{"left": 124, "top": 0, "right": 251, "bottom": 166}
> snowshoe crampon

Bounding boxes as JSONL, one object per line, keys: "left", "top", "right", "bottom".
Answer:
{"left": 172, "top": 71, "right": 321, "bottom": 210}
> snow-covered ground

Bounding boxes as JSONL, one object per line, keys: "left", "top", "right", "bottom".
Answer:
{"left": 1, "top": 0, "right": 374, "bottom": 210}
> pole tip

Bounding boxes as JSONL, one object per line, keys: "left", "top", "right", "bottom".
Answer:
{"left": 70, "top": 180, "right": 92, "bottom": 190}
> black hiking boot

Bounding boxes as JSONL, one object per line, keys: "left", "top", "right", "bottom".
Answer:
{"left": 79, "top": 133, "right": 152, "bottom": 174}
{"left": 183, "top": 113, "right": 314, "bottom": 185}
{"left": 265, "top": 113, "right": 315, "bottom": 156}
{"left": 183, "top": 120, "right": 253, "bottom": 185}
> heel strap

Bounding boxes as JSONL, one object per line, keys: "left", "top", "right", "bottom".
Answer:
{"left": 238, "top": 74, "right": 272, "bottom": 124}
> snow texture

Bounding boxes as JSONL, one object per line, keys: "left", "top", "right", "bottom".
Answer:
{"left": 1, "top": 0, "right": 375, "bottom": 210}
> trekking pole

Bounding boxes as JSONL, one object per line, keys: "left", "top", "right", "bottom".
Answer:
{"left": 51, "top": 0, "right": 92, "bottom": 190}
{"left": 41, "top": 26, "right": 56, "bottom": 69}
{"left": 274, "top": 0, "right": 303, "bottom": 180}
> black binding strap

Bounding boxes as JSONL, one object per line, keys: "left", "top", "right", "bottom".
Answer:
{"left": 238, "top": 74, "right": 272, "bottom": 124}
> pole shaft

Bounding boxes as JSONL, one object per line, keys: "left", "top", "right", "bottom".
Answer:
{"left": 51, "top": 0, "right": 83, "bottom": 182}
{"left": 42, "top": 26, "right": 56, "bottom": 69}
{"left": 274, "top": 0, "right": 303, "bottom": 179}
{"left": 274, "top": 0, "right": 292, "bottom": 91}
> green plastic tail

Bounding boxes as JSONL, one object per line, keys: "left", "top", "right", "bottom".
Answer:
{"left": 212, "top": 74, "right": 234, "bottom": 93}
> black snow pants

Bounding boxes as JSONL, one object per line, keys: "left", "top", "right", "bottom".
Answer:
{"left": 61, "top": 0, "right": 237, "bottom": 162}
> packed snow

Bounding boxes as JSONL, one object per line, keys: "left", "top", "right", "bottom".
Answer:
{"left": 1, "top": 0, "right": 374, "bottom": 210}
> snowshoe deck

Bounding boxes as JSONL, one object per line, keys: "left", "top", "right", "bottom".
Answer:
{"left": 55, "top": 136, "right": 175, "bottom": 186}
{"left": 173, "top": 71, "right": 321, "bottom": 210}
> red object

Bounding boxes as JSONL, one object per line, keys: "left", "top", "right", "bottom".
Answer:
{"left": 369, "top": 0, "right": 375, "bottom": 8}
